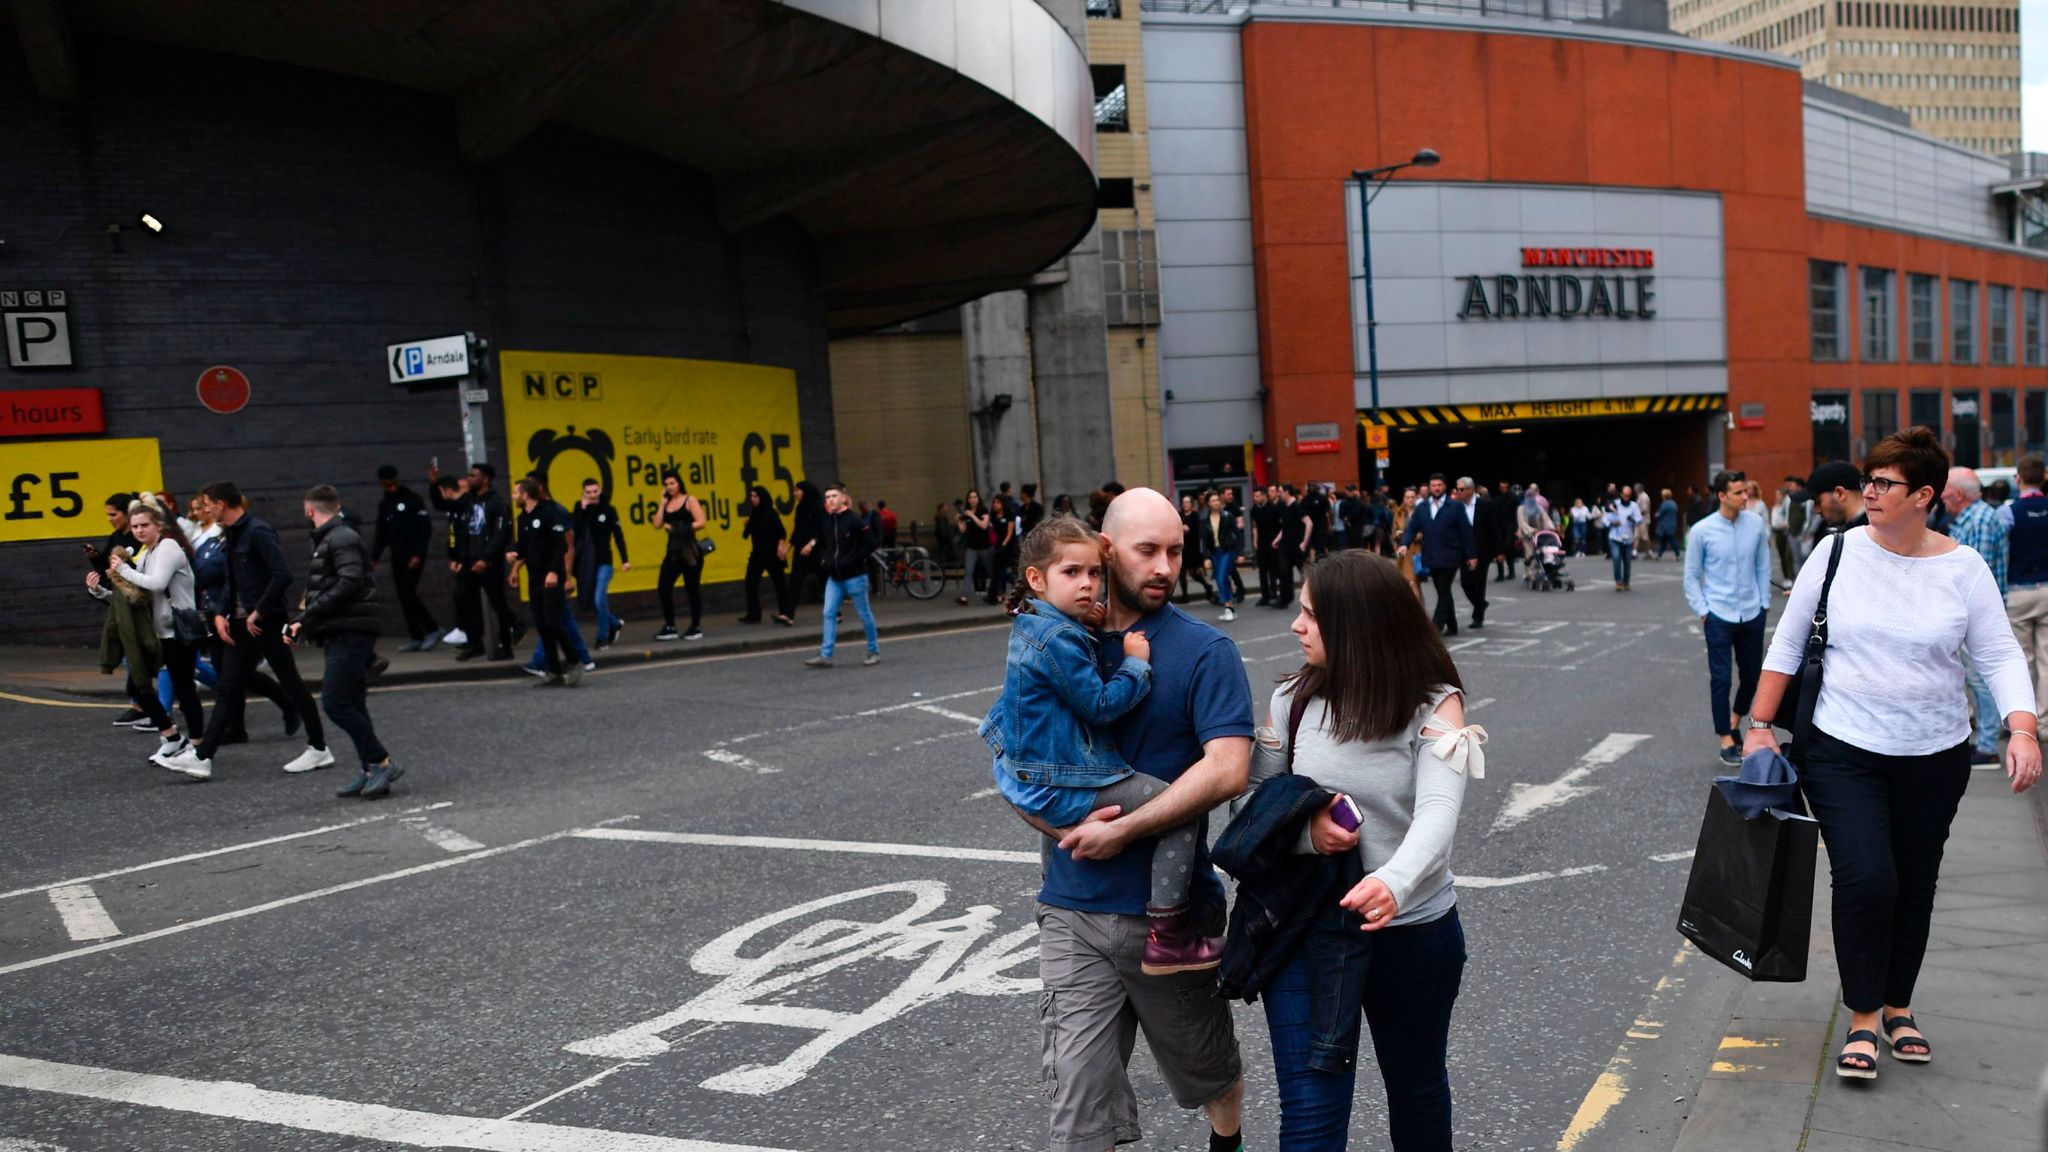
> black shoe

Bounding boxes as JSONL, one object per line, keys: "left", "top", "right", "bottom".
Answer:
{"left": 1470, "top": 619, "right": 1485, "bottom": 630}
{"left": 112, "top": 707, "right": 145, "bottom": 726}
{"left": 508, "top": 623, "right": 528, "bottom": 647}
{"left": 336, "top": 770, "right": 369, "bottom": 798}
{"left": 653, "top": 626, "right": 679, "bottom": 641}
{"left": 487, "top": 648, "right": 513, "bottom": 662}
{"left": 1443, "top": 624, "right": 1459, "bottom": 637}
{"left": 360, "top": 762, "right": 396, "bottom": 800}
{"left": 454, "top": 646, "right": 484, "bottom": 662}
{"left": 367, "top": 656, "right": 390, "bottom": 679}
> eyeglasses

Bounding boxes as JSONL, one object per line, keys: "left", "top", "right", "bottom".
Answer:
{"left": 1860, "top": 474, "right": 1917, "bottom": 497}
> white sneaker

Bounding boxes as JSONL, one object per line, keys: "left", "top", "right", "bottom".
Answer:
{"left": 154, "top": 733, "right": 189, "bottom": 761}
{"left": 282, "top": 746, "right": 336, "bottom": 774}
{"left": 153, "top": 748, "right": 212, "bottom": 780}
{"left": 442, "top": 628, "right": 469, "bottom": 647}
{"left": 582, "top": 660, "right": 598, "bottom": 672}
{"left": 1220, "top": 607, "right": 1237, "bottom": 622}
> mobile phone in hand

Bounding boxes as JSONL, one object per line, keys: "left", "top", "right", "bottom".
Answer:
{"left": 1329, "top": 794, "right": 1363, "bottom": 832}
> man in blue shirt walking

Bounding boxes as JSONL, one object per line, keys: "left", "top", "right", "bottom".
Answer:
{"left": 1684, "top": 470, "right": 1773, "bottom": 766}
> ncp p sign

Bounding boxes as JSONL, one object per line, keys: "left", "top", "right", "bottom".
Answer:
{"left": 6, "top": 311, "right": 72, "bottom": 368}
{"left": 387, "top": 333, "right": 470, "bottom": 385}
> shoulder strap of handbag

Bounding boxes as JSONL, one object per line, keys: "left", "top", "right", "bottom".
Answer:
{"left": 1794, "top": 528, "right": 1848, "bottom": 745}
{"left": 1285, "top": 688, "right": 1313, "bottom": 774}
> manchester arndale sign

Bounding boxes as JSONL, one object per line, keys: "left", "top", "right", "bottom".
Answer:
{"left": 1456, "top": 247, "right": 1658, "bottom": 321}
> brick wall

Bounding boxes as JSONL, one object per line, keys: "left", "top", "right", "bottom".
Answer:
{"left": 0, "top": 38, "right": 836, "bottom": 645}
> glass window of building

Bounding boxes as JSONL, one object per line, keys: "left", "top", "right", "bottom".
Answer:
{"left": 1809, "top": 261, "right": 1846, "bottom": 360}
{"left": 1907, "top": 274, "right": 1938, "bottom": 361}
{"left": 1951, "top": 280, "right": 1977, "bottom": 363}
{"left": 1860, "top": 268, "right": 1895, "bottom": 361}
{"left": 1812, "top": 391, "right": 1851, "bottom": 465}
{"left": 1953, "top": 391, "right": 1982, "bottom": 467}
{"left": 2027, "top": 289, "right": 2046, "bottom": 367}
{"left": 1092, "top": 65, "right": 1128, "bottom": 133}
{"left": 1989, "top": 285, "right": 2014, "bottom": 365}
{"left": 2027, "top": 389, "right": 2047, "bottom": 455}
{"left": 1100, "top": 229, "right": 1159, "bottom": 327}
{"left": 1991, "top": 390, "right": 2017, "bottom": 466}
{"left": 1909, "top": 388, "right": 1943, "bottom": 433}
{"left": 1862, "top": 389, "right": 1899, "bottom": 452}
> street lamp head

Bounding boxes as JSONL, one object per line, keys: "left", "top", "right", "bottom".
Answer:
{"left": 1410, "top": 148, "right": 1441, "bottom": 168}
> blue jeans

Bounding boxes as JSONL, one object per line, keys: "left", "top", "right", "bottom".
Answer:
{"left": 1703, "top": 612, "right": 1766, "bottom": 738}
{"left": 1263, "top": 905, "right": 1466, "bottom": 1152}
{"left": 1961, "top": 652, "right": 2002, "bottom": 754}
{"left": 527, "top": 596, "right": 590, "bottom": 668}
{"left": 592, "top": 564, "right": 620, "bottom": 637}
{"left": 1608, "top": 538, "right": 1633, "bottom": 585}
{"left": 1211, "top": 550, "right": 1237, "bottom": 605}
{"left": 821, "top": 574, "right": 878, "bottom": 659}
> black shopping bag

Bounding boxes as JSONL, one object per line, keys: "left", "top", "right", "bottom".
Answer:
{"left": 1676, "top": 786, "right": 1819, "bottom": 982}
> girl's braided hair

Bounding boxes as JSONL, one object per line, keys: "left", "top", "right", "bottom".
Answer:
{"left": 1004, "top": 515, "right": 1103, "bottom": 617}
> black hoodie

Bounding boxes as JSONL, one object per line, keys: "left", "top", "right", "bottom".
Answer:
{"left": 742, "top": 486, "right": 787, "bottom": 559}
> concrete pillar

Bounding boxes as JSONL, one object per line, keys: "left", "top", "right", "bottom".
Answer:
{"left": 1028, "top": 224, "right": 1117, "bottom": 499}
{"left": 962, "top": 290, "right": 1039, "bottom": 494}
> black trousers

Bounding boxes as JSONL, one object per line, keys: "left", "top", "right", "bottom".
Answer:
{"left": 1257, "top": 548, "right": 1284, "bottom": 604}
{"left": 391, "top": 558, "right": 438, "bottom": 641}
{"left": 745, "top": 552, "right": 792, "bottom": 620}
{"left": 1427, "top": 566, "right": 1459, "bottom": 630}
{"left": 1229, "top": 559, "right": 1247, "bottom": 602}
{"left": 531, "top": 585, "right": 570, "bottom": 674}
{"left": 197, "top": 619, "right": 324, "bottom": 760}
{"left": 1458, "top": 562, "right": 1488, "bottom": 624}
{"left": 203, "top": 633, "right": 290, "bottom": 738}
{"left": 161, "top": 637, "right": 205, "bottom": 734}
{"left": 1800, "top": 730, "right": 1972, "bottom": 1013}
{"left": 454, "top": 563, "right": 515, "bottom": 651}
{"left": 320, "top": 631, "right": 388, "bottom": 765}
{"left": 658, "top": 552, "right": 702, "bottom": 630}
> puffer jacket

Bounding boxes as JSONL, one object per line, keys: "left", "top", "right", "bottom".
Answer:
{"left": 297, "top": 518, "right": 380, "bottom": 636}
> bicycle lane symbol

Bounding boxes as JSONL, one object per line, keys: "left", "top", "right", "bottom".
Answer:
{"left": 564, "top": 880, "right": 1039, "bottom": 1095}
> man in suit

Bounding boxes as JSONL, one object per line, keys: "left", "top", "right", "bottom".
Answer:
{"left": 1399, "top": 473, "right": 1478, "bottom": 635}
{"left": 1455, "top": 477, "right": 1494, "bottom": 629}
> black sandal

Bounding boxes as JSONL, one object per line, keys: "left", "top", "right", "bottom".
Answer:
{"left": 1882, "top": 1014, "right": 1932, "bottom": 1063}
{"left": 1836, "top": 1030, "right": 1880, "bottom": 1080}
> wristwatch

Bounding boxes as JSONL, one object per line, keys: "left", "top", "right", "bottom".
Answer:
{"left": 1747, "top": 718, "right": 1776, "bottom": 731}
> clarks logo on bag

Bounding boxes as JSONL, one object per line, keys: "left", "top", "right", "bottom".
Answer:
{"left": 1731, "top": 949, "right": 1754, "bottom": 971}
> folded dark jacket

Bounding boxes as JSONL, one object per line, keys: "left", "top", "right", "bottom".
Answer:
{"left": 1212, "top": 773, "right": 1361, "bottom": 1003}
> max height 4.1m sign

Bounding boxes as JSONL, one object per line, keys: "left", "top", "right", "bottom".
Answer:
{"left": 498, "top": 351, "right": 806, "bottom": 591}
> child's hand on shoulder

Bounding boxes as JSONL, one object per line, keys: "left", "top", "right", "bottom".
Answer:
{"left": 1122, "top": 629, "right": 1151, "bottom": 663}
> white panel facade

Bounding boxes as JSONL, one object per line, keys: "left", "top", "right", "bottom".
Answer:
{"left": 1348, "top": 183, "right": 1730, "bottom": 409}
{"left": 1145, "top": 17, "right": 1264, "bottom": 452}
{"left": 1802, "top": 98, "right": 2007, "bottom": 244}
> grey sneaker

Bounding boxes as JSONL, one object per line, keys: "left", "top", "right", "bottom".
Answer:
{"left": 804, "top": 656, "right": 833, "bottom": 669}
{"left": 564, "top": 664, "right": 584, "bottom": 688}
{"left": 1717, "top": 744, "right": 1742, "bottom": 767}
{"left": 862, "top": 652, "right": 881, "bottom": 667}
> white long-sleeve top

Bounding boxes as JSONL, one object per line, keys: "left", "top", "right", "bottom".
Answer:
{"left": 1764, "top": 528, "right": 2033, "bottom": 756}
{"left": 105, "top": 543, "right": 196, "bottom": 640}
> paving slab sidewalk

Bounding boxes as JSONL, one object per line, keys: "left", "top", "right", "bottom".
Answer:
{"left": 1671, "top": 769, "right": 2048, "bottom": 1152}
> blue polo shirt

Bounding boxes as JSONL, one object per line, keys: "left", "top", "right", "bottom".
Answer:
{"left": 1038, "top": 602, "right": 1254, "bottom": 916}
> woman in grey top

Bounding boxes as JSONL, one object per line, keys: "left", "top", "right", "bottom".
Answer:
{"left": 1258, "top": 550, "right": 1487, "bottom": 1151}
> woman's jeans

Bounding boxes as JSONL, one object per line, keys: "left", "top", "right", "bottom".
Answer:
{"left": 1569, "top": 523, "right": 1587, "bottom": 555}
{"left": 1656, "top": 529, "right": 1679, "bottom": 557}
{"left": 1263, "top": 905, "right": 1466, "bottom": 1152}
{"left": 1800, "top": 730, "right": 1971, "bottom": 1012}
{"left": 962, "top": 547, "right": 993, "bottom": 597}
{"left": 1211, "top": 550, "right": 1237, "bottom": 605}
{"left": 1608, "top": 538, "right": 1633, "bottom": 585}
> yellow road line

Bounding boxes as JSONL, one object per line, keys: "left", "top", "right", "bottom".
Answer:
{"left": 1557, "top": 943, "right": 1692, "bottom": 1151}
{"left": 0, "top": 690, "right": 126, "bottom": 710}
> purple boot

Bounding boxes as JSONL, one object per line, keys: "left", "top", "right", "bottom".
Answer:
{"left": 1142, "top": 904, "right": 1225, "bottom": 976}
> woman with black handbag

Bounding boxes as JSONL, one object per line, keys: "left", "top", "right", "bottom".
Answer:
{"left": 1744, "top": 428, "right": 2040, "bottom": 1081}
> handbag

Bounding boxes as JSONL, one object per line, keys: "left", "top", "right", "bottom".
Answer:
{"left": 1777, "top": 527, "right": 1846, "bottom": 764}
{"left": 697, "top": 536, "right": 717, "bottom": 557}
{"left": 1676, "top": 784, "right": 1819, "bottom": 981}
{"left": 171, "top": 606, "right": 207, "bottom": 644}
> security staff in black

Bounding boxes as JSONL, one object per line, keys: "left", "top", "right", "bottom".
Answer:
{"left": 509, "top": 476, "right": 579, "bottom": 687}
{"left": 289, "top": 484, "right": 404, "bottom": 798}
{"left": 431, "top": 461, "right": 520, "bottom": 661}
{"left": 372, "top": 464, "right": 442, "bottom": 651}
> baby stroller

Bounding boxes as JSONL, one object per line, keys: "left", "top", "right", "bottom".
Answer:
{"left": 1524, "top": 529, "right": 1575, "bottom": 592}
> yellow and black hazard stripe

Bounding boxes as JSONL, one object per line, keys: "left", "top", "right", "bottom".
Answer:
{"left": 1358, "top": 393, "right": 1725, "bottom": 428}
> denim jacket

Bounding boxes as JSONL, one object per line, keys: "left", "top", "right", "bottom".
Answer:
{"left": 977, "top": 604, "right": 1151, "bottom": 789}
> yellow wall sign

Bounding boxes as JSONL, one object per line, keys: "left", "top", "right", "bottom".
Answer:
{"left": 1358, "top": 393, "right": 1724, "bottom": 428}
{"left": 498, "top": 351, "right": 805, "bottom": 591}
{"left": 1, "top": 437, "right": 163, "bottom": 543}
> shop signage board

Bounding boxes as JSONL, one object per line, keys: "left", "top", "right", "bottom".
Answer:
{"left": 1294, "top": 421, "right": 1342, "bottom": 454}
{"left": 387, "top": 334, "right": 470, "bottom": 385}
{"left": 4, "top": 288, "right": 73, "bottom": 369}
{"left": 0, "top": 387, "right": 103, "bottom": 437}
{"left": 499, "top": 350, "right": 805, "bottom": 593}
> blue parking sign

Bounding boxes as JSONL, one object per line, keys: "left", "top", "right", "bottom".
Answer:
{"left": 405, "top": 347, "right": 424, "bottom": 377}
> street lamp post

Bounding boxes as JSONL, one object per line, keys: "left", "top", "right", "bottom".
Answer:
{"left": 1352, "top": 148, "right": 1440, "bottom": 484}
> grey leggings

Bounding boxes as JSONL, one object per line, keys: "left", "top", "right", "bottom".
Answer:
{"left": 1036, "top": 772, "right": 1196, "bottom": 911}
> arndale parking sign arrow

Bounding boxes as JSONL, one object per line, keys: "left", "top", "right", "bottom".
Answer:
{"left": 386, "top": 334, "right": 470, "bottom": 385}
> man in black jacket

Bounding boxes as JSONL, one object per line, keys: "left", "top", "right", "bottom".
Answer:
{"left": 154, "top": 480, "right": 331, "bottom": 782}
{"left": 1456, "top": 477, "right": 1494, "bottom": 630}
{"left": 571, "top": 478, "right": 631, "bottom": 648}
{"left": 288, "top": 484, "right": 404, "bottom": 798}
{"left": 1251, "top": 486, "right": 1283, "bottom": 607}
{"left": 803, "top": 483, "right": 879, "bottom": 669}
{"left": 372, "top": 464, "right": 444, "bottom": 652}
{"left": 508, "top": 476, "right": 580, "bottom": 687}
{"left": 430, "top": 461, "right": 521, "bottom": 661}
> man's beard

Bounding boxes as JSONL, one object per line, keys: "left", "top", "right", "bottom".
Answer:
{"left": 1110, "top": 562, "right": 1173, "bottom": 613}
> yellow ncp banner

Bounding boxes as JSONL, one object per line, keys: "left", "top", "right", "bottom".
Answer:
{"left": 0, "top": 437, "right": 163, "bottom": 543}
{"left": 498, "top": 351, "right": 805, "bottom": 590}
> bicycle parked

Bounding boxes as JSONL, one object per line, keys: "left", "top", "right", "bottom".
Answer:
{"left": 868, "top": 546, "right": 946, "bottom": 600}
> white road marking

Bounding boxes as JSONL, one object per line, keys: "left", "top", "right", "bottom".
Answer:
{"left": 959, "top": 787, "right": 999, "bottom": 802}
{"left": 499, "top": 1060, "right": 645, "bottom": 1121}
{"left": 0, "top": 802, "right": 457, "bottom": 902}
{"left": 912, "top": 703, "right": 984, "bottom": 725}
{"left": 47, "top": 885, "right": 119, "bottom": 941}
{"left": 1442, "top": 637, "right": 1487, "bottom": 653}
{"left": 1457, "top": 864, "right": 1608, "bottom": 889}
{"left": 1492, "top": 733, "right": 1654, "bottom": 833}
{"left": 0, "top": 1053, "right": 792, "bottom": 1152}
{"left": 1649, "top": 849, "right": 1696, "bottom": 863}
{"left": 702, "top": 748, "right": 778, "bottom": 775}
{"left": 573, "top": 827, "right": 1038, "bottom": 864}
{"left": 401, "top": 817, "right": 485, "bottom": 854}
{"left": 1468, "top": 698, "right": 1497, "bottom": 711}
{"left": 0, "top": 823, "right": 623, "bottom": 978}
{"left": 878, "top": 729, "right": 978, "bottom": 756}
{"left": 720, "top": 686, "right": 1000, "bottom": 747}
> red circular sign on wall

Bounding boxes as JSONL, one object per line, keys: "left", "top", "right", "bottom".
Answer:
{"left": 197, "top": 365, "right": 250, "bottom": 414}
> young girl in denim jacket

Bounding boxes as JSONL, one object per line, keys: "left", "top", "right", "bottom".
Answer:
{"left": 979, "top": 516, "right": 1224, "bottom": 975}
